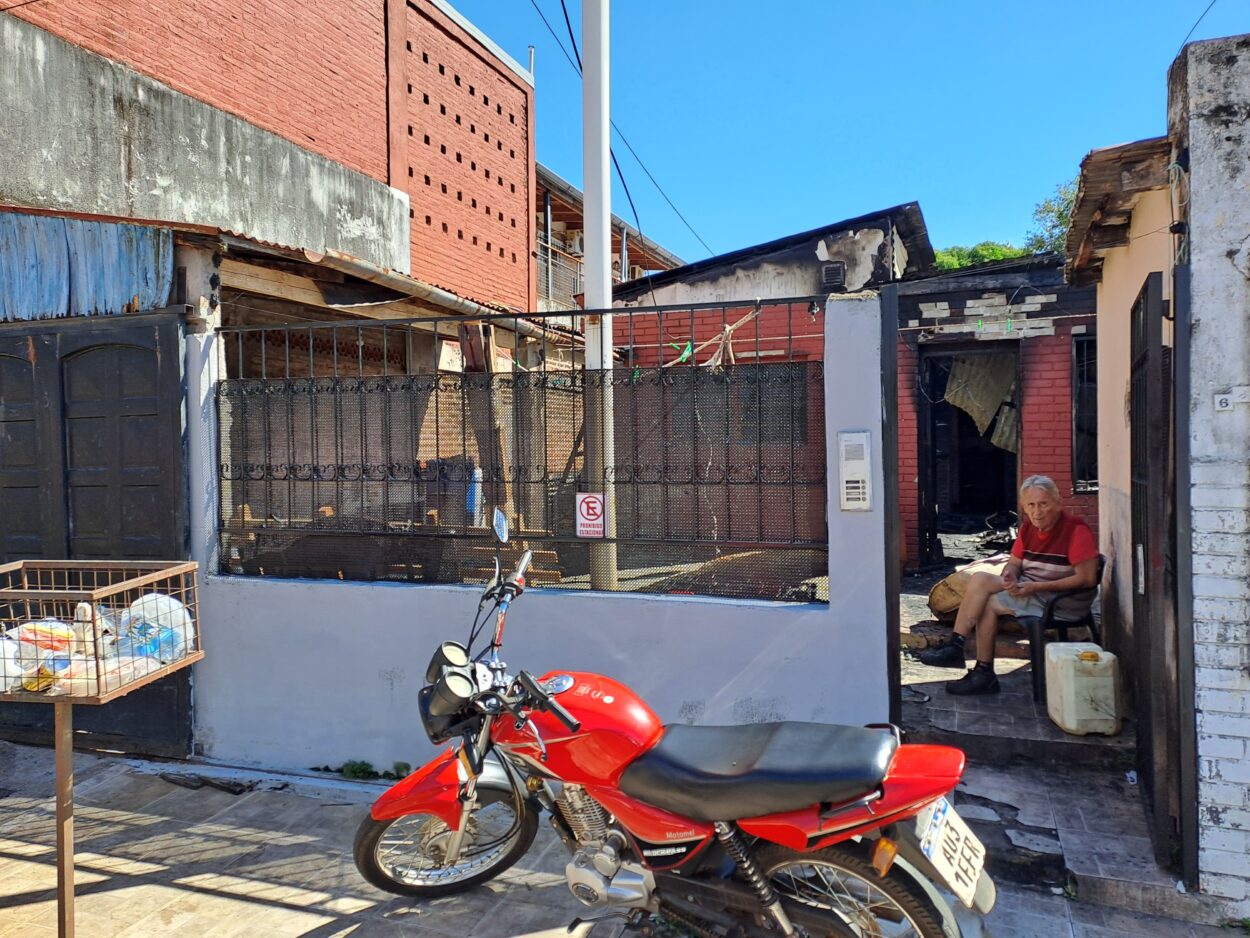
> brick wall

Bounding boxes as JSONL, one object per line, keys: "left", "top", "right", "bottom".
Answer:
{"left": 403, "top": 0, "right": 534, "bottom": 310}
{"left": 1171, "top": 36, "right": 1250, "bottom": 908}
{"left": 1018, "top": 325, "right": 1099, "bottom": 533}
{"left": 897, "top": 336, "right": 922, "bottom": 566}
{"left": 614, "top": 303, "right": 824, "bottom": 367}
{"left": 1191, "top": 472, "right": 1250, "bottom": 905}
{"left": 895, "top": 321, "right": 1099, "bottom": 571}
{"left": 13, "top": 0, "right": 389, "bottom": 182}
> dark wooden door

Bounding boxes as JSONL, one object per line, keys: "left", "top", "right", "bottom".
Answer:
{"left": 0, "top": 351, "right": 50, "bottom": 559}
{"left": 1129, "top": 272, "right": 1181, "bottom": 868}
{"left": 0, "top": 314, "right": 191, "bottom": 757}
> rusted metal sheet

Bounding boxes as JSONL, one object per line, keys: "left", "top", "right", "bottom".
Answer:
{"left": 0, "top": 212, "right": 173, "bottom": 321}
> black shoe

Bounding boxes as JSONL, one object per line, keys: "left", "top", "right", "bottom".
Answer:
{"left": 945, "top": 668, "right": 1001, "bottom": 696}
{"left": 918, "top": 639, "right": 966, "bottom": 668}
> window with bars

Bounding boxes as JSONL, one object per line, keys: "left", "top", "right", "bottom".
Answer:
{"left": 1073, "top": 335, "right": 1098, "bottom": 491}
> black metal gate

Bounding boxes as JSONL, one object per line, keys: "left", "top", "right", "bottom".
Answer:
{"left": 0, "top": 313, "right": 191, "bottom": 757}
{"left": 1129, "top": 272, "right": 1183, "bottom": 868}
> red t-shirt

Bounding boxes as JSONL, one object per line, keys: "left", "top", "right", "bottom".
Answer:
{"left": 1011, "top": 511, "right": 1098, "bottom": 587}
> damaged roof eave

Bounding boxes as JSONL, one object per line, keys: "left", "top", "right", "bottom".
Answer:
{"left": 1064, "top": 136, "right": 1172, "bottom": 286}
{"left": 613, "top": 202, "right": 935, "bottom": 301}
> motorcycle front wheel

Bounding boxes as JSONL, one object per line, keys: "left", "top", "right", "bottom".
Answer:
{"left": 353, "top": 786, "right": 538, "bottom": 898}
{"left": 755, "top": 843, "right": 947, "bottom": 938}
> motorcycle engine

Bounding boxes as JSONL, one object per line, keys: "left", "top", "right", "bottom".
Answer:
{"left": 556, "top": 785, "right": 655, "bottom": 910}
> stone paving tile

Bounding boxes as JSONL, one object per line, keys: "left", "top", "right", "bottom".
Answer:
{"left": 0, "top": 744, "right": 1230, "bottom": 938}
{"left": 1068, "top": 901, "right": 1230, "bottom": 936}
{"left": 958, "top": 766, "right": 1057, "bottom": 829}
{"left": 134, "top": 780, "right": 260, "bottom": 826}
{"left": 981, "top": 884, "right": 1075, "bottom": 937}
{"left": 1056, "top": 829, "right": 1174, "bottom": 886}
{"left": 0, "top": 922, "right": 56, "bottom": 938}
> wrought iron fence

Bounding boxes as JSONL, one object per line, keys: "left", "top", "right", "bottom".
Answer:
{"left": 216, "top": 300, "right": 828, "bottom": 602}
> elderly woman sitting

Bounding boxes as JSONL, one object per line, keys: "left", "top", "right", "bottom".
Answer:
{"left": 919, "top": 474, "right": 1100, "bottom": 696}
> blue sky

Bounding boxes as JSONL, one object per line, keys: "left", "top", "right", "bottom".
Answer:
{"left": 451, "top": 0, "right": 1245, "bottom": 264}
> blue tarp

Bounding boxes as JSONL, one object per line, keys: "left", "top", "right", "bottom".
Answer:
{"left": 0, "top": 212, "right": 174, "bottom": 321}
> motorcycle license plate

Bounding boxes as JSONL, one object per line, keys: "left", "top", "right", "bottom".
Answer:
{"left": 916, "top": 797, "right": 985, "bottom": 908}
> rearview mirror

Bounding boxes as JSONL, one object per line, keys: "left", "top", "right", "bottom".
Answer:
{"left": 492, "top": 507, "right": 509, "bottom": 544}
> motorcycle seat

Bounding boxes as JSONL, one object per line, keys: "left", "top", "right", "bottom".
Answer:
{"left": 617, "top": 722, "right": 898, "bottom": 823}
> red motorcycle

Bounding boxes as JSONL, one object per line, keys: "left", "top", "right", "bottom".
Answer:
{"left": 354, "top": 513, "right": 996, "bottom": 937}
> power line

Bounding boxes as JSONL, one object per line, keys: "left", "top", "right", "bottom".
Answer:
{"left": 558, "top": 0, "right": 714, "bottom": 257}
{"left": 529, "top": 0, "right": 714, "bottom": 258}
{"left": 554, "top": 0, "right": 650, "bottom": 264}
{"left": 0, "top": 0, "right": 47, "bottom": 13}
{"left": 1179, "top": 0, "right": 1220, "bottom": 53}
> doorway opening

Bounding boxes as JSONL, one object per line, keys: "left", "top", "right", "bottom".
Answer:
{"left": 919, "top": 348, "right": 1019, "bottom": 566}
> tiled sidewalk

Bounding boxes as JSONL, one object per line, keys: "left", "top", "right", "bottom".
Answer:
{"left": 0, "top": 742, "right": 1233, "bottom": 937}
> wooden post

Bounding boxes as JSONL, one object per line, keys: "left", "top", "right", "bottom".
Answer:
{"left": 54, "top": 700, "right": 74, "bottom": 938}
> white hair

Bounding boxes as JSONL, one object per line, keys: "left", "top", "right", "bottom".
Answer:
{"left": 1020, "top": 475, "right": 1060, "bottom": 499}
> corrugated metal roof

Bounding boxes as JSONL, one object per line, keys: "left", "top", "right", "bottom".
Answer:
{"left": 1065, "top": 136, "right": 1171, "bottom": 286}
{"left": 0, "top": 212, "right": 173, "bottom": 321}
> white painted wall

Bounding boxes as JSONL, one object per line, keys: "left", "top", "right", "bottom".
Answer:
{"left": 1170, "top": 34, "right": 1250, "bottom": 914}
{"left": 188, "top": 295, "right": 890, "bottom": 772}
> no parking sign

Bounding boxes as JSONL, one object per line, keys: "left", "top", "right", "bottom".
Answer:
{"left": 575, "top": 492, "right": 605, "bottom": 538}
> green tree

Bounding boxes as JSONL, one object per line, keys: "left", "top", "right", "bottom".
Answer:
{"left": 933, "top": 241, "right": 1027, "bottom": 271}
{"left": 1023, "top": 178, "right": 1078, "bottom": 254}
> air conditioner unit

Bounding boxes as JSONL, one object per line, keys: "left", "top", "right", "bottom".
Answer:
{"left": 567, "top": 230, "right": 584, "bottom": 255}
{"left": 629, "top": 265, "right": 646, "bottom": 280}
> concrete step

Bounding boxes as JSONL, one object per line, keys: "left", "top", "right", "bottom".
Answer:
{"left": 948, "top": 761, "right": 1227, "bottom": 927}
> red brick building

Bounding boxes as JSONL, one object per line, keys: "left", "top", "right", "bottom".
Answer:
{"left": 12, "top": 0, "right": 536, "bottom": 311}
{"left": 896, "top": 255, "right": 1099, "bottom": 569}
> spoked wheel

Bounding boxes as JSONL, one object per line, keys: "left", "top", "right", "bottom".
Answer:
{"left": 755, "top": 844, "right": 946, "bottom": 938}
{"left": 353, "top": 787, "right": 538, "bottom": 898}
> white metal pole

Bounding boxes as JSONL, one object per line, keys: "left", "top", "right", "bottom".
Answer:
{"left": 583, "top": 0, "right": 618, "bottom": 588}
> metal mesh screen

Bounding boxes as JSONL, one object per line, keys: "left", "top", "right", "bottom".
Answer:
{"left": 217, "top": 302, "right": 828, "bottom": 602}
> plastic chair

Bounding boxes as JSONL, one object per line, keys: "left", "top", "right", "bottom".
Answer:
{"left": 1015, "top": 555, "right": 1106, "bottom": 703}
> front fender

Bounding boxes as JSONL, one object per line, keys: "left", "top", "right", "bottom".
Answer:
{"left": 369, "top": 749, "right": 518, "bottom": 828}
{"left": 370, "top": 747, "right": 462, "bottom": 825}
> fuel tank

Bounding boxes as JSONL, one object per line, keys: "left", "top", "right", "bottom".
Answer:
{"left": 492, "top": 670, "right": 663, "bottom": 786}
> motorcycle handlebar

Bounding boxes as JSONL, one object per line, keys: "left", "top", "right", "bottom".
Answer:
{"left": 546, "top": 696, "right": 581, "bottom": 733}
{"left": 517, "top": 670, "right": 581, "bottom": 733}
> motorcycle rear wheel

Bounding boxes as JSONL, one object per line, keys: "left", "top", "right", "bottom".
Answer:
{"left": 354, "top": 787, "right": 538, "bottom": 898}
{"left": 754, "top": 843, "right": 947, "bottom": 938}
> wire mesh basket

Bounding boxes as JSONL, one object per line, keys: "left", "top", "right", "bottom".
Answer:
{"left": 0, "top": 561, "right": 201, "bottom": 705}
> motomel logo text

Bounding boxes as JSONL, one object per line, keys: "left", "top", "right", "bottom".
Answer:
{"left": 642, "top": 846, "right": 687, "bottom": 857}
{"left": 664, "top": 830, "right": 701, "bottom": 840}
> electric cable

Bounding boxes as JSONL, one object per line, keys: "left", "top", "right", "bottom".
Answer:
{"left": 558, "top": 0, "right": 714, "bottom": 258}
{"left": 528, "top": 0, "right": 714, "bottom": 259}
{"left": 1179, "top": 0, "right": 1220, "bottom": 53}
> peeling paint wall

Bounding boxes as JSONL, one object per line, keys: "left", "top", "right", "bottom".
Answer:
{"left": 1171, "top": 33, "right": 1250, "bottom": 914}
{"left": 617, "top": 224, "right": 895, "bottom": 307}
{"left": 0, "top": 15, "right": 409, "bottom": 272}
